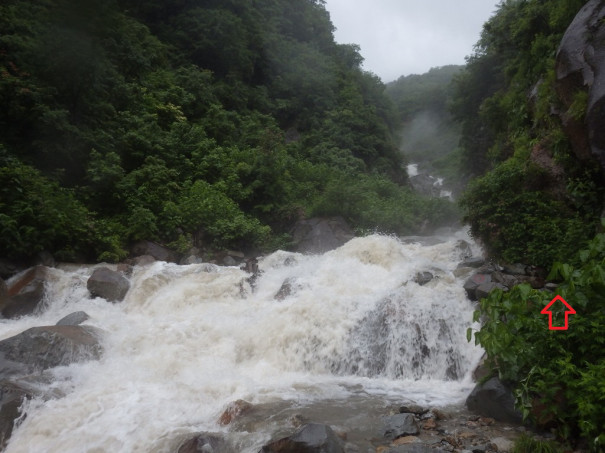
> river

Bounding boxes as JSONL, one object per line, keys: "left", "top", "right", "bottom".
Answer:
{"left": 1, "top": 231, "right": 484, "bottom": 452}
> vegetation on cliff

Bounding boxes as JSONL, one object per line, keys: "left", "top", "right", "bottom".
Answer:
{"left": 0, "top": 0, "right": 458, "bottom": 262}
{"left": 452, "top": 0, "right": 603, "bottom": 267}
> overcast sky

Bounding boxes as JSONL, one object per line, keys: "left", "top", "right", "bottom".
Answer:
{"left": 323, "top": 0, "right": 502, "bottom": 82}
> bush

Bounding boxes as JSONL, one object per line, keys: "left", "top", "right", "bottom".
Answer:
{"left": 470, "top": 231, "right": 605, "bottom": 449}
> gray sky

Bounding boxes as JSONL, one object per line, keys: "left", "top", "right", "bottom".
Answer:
{"left": 323, "top": 0, "right": 501, "bottom": 82}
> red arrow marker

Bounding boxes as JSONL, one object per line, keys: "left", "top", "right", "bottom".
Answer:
{"left": 541, "top": 295, "right": 576, "bottom": 330}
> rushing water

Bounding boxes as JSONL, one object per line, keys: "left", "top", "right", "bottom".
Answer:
{"left": 1, "top": 232, "right": 483, "bottom": 452}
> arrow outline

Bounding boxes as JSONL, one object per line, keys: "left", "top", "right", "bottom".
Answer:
{"left": 540, "top": 295, "right": 576, "bottom": 330}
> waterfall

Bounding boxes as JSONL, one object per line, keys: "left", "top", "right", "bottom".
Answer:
{"left": 1, "top": 232, "right": 483, "bottom": 452}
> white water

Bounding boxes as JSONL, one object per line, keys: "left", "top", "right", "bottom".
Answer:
{"left": 1, "top": 233, "right": 483, "bottom": 452}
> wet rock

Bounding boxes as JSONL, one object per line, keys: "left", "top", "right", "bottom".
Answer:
{"left": 501, "top": 263, "right": 527, "bottom": 276}
{"left": 383, "top": 446, "right": 447, "bottom": 453}
{"left": 87, "top": 267, "right": 130, "bottom": 302}
{"left": 0, "top": 381, "right": 32, "bottom": 449}
{"left": 181, "top": 255, "right": 203, "bottom": 265}
{"left": 291, "top": 217, "right": 354, "bottom": 254}
{"left": 555, "top": 0, "right": 605, "bottom": 168}
{"left": 132, "top": 255, "right": 156, "bottom": 266}
{"left": 383, "top": 413, "right": 420, "bottom": 440}
{"left": 490, "top": 437, "right": 514, "bottom": 453}
{"left": 0, "top": 325, "right": 103, "bottom": 378}
{"left": 222, "top": 256, "right": 237, "bottom": 266}
{"left": 458, "top": 258, "right": 485, "bottom": 269}
{"left": 259, "top": 423, "right": 344, "bottom": 453}
{"left": 454, "top": 240, "right": 473, "bottom": 260}
{"left": 275, "top": 277, "right": 297, "bottom": 301}
{"left": 131, "top": 241, "right": 179, "bottom": 263}
{"left": 34, "top": 251, "right": 55, "bottom": 268}
{"left": 414, "top": 272, "right": 433, "bottom": 286}
{"left": 177, "top": 433, "right": 226, "bottom": 453}
{"left": 472, "top": 355, "right": 492, "bottom": 382}
{"left": 116, "top": 263, "right": 134, "bottom": 276}
{"left": 544, "top": 282, "right": 558, "bottom": 291}
{"left": 218, "top": 399, "right": 253, "bottom": 426}
{"left": 463, "top": 274, "right": 492, "bottom": 301}
{"left": 475, "top": 282, "right": 507, "bottom": 300}
{"left": 466, "top": 377, "right": 523, "bottom": 424}
{"left": 56, "top": 311, "right": 90, "bottom": 326}
{"left": 392, "top": 436, "right": 421, "bottom": 446}
{"left": 399, "top": 405, "right": 428, "bottom": 416}
{"left": 2, "top": 266, "right": 51, "bottom": 319}
{"left": 422, "top": 418, "right": 437, "bottom": 430}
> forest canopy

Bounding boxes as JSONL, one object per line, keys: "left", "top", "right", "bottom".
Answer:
{"left": 0, "top": 0, "right": 457, "bottom": 262}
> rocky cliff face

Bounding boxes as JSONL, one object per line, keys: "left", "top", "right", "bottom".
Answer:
{"left": 555, "top": 0, "right": 605, "bottom": 169}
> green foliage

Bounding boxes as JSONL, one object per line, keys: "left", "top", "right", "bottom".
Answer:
{"left": 471, "top": 232, "right": 605, "bottom": 449}
{"left": 511, "top": 434, "right": 562, "bottom": 453}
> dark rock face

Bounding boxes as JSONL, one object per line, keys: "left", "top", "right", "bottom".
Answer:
{"left": 218, "top": 399, "right": 253, "bottom": 426}
{"left": 414, "top": 272, "right": 433, "bottom": 286}
{"left": 87, "top": 267, "right": 130, "bottom": 302}
{"left": 475, "top": 282, "right": 507, "bottom": 300}
{"left": 290, "top": 217, "right": 354, "bottom": 254}
{"left": 383, "top": 413, "right": 420, "bottom": 440}
{"left": 466, "top": 377, "right": 523, "bottom": 424}
{"left": 259, "top": 423, "right": 344, "bottom": 453}
{"left": 0, "top": 326, "right": 103, "bottom": 378}
{"left": 555, "top": 0, "right": 605, "bottom": 168}
{"left": 177, "top": 433, "right": 226, "bottom": 453}
{"left": 131, "top": 241, "right": 180, "bottom": 263}
{"left": 2, "top": 266, "right": 51, "bottom": 319}
{"left": 56, "top": 311, "right": 90, "bottom": 326}
{"left": 463, "top": 274, "right": 492, "bottom": 301}
{"left": 0, "top": 381, "right": 32, "bottom": 449}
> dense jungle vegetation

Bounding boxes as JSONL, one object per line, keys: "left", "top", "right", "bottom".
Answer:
{"left": 0, "top": 0, "right": 458, "bottom": 262}
{"left": 456, "top": 1, "right": 604, "bottom": 450}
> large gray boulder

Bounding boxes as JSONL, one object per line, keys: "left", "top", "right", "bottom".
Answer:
{"left": 1, "top": 266, "right": 51, "bottom": 319}
{"left": 290, "top": 217, "right": 354, "bottom": 254}
{"left": 56, "top": 311, "right": 90, "bottom": 326}
{"left": 555, "top": 0, "right": 605, "bottom": 169}
{"left": 131, "top": 241, "right": 179, "bottom": 263}
{"left": 259, "top": 423, "right": 344, "bottom": 453}
{"left": 87, "top": 267, "right": 130, "bottom": 302}
{"left": 382, "top": 413, "right": 420, "bottom": 440}
{"left": 0, "top": 325, "right": 103, "bottom": 379}
{"left": 466, "top": 377, "right": 523, "bottom": 424}
{"left": 0, "top": 381, "right": 32, "bottom": 449}
{"left": 463, "top": 274, "right": 492, "bottom": 301}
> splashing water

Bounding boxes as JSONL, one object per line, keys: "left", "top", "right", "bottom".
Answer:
{"left": 1, "top": 232, "right": 483, "bottom": 452}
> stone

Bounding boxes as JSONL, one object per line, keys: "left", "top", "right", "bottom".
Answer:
{"left": 2, "top": 266, "right": 51, "bottom": 319}
{"left": 0, "top": 326, "right": 103, "bottom": 379}
{"left": 422, "top": 418, "right": 437, "bottom": 430}
{"left": 275, "top": 278, "right": 297, "bottom": 301}
{"left": 475, "top": 282, "right": 507, "bottom": 300}
{"left": 177, "top": 433, "right": 225, "bottom": 453}
{"left": 458, "top": 257, "right": 485, "bottom": 269}
{"left": 392, "top": 436, "right": 421, "bottom": 446}
{"left": 0, "top": 381, "right": 32, "bottom": 450}
{"left": 466, "top": 377, "right": 523, "bottom": 424}
{"left": 290, "top": 217, "right": 354, "bottom": 254}
{"left": 544, "top": 282, "right": 558, "bottom": 291}
{"left": 472, "top": 354, "right": 491, "bottom": 382}
{"left": 259, "top": 423, "right": 344, "bottom": 453}
{"left": 463, "top": 274, "right": 492, "bottom": 301}
{"left": 222, "top": 256, "right": 237, "bottom": 266}
{"left": 490, "top": 437, "right": 514, "bottom": 453}
{"left": 414, "top": 272, "right": 433, "bottom": 286}
{"left": 56, "top": 311, "right": 90, "bottom": 326}
{"left": 34, "top": 251, "right": 55, "bottom": 268}
{"left": 556, "top": 0, "right": 605, "bottom": 168}
{"left": 87, "top": 267, "right": 130, "bottom": 302}
{"left": 131, "top": 241, "right": 179, "bottom": 263}
{"left": 116, "top": 263, "right": 134, "bottom": 276}
{"left": 133, "top": 255, "right": 156, "bottom": 266}
{"left": 383, "top": 413, "right": 420, "bottom": 440}
{"left": 399, "top": 405, "right": 428, "bottom": 416}
{"left": 501, "top": 263, "right": 527, "bottom": 276}
{"left": 218, "top": 399, "right": 252, "bottom": 426}
{"left": 181, "top": 255, "right": 204, "bottom": 265}
{"left": 454, "top": 240, "right": 473, "bottom": 260}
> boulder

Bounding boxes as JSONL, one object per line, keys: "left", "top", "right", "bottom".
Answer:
{"left": 275, "top": 277, "right": 299, "bottom": 301}
{"left": 414, "top": 272, "right": 433, "bottom": 286}
{"left": 0, "top": 381, "right": 32, "bottom": 449}
{"left": 180, "top": 255, "right": 203, "bottom": 265}
{"left": 56, "top": 311, "right": 90, "bottom": 326}
{"left": 466, "top": 377, "right": 523, "bottom": 424}
{"left": 2, "top": 266, "right": 51, "bottom": 319}
{"left": 131, "top": 241, "right": 179, "bottom": 263}
{"left": 290, "top": 217, "right": 354, "bottom": 254}
{"left": 463, "top": 274, "right": 492, "bottom": 301}
{"left": 383, "top": 413, "right": 420, "bottom": 440}
{"left": 177, "top": 433, "right": 226, "bottom": 453}
{"left": 380, "top": 446, "right": 446, "bottom": 453}
{"left": 259, "top": 423, "right": 344, "bottom": 453}
{"left": 501, "top": 263, "right": 527, "bottom": 276}
{"left": 218, "top": 399, "right": 253, "bottom": 426}
{"left": 457, "top": 257, "right": 485, "bottom": 269}
{"left": 555, "top": 0, "right": 605, "bottom": 169}
{"left": 0, "top": 325, "right": 103, "bottom": 379}
{"left": 475, "top": 282, "right": 507, "bottom": 300}
{"left": 87, "top": 267, "right": 130, "bottom": 302}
